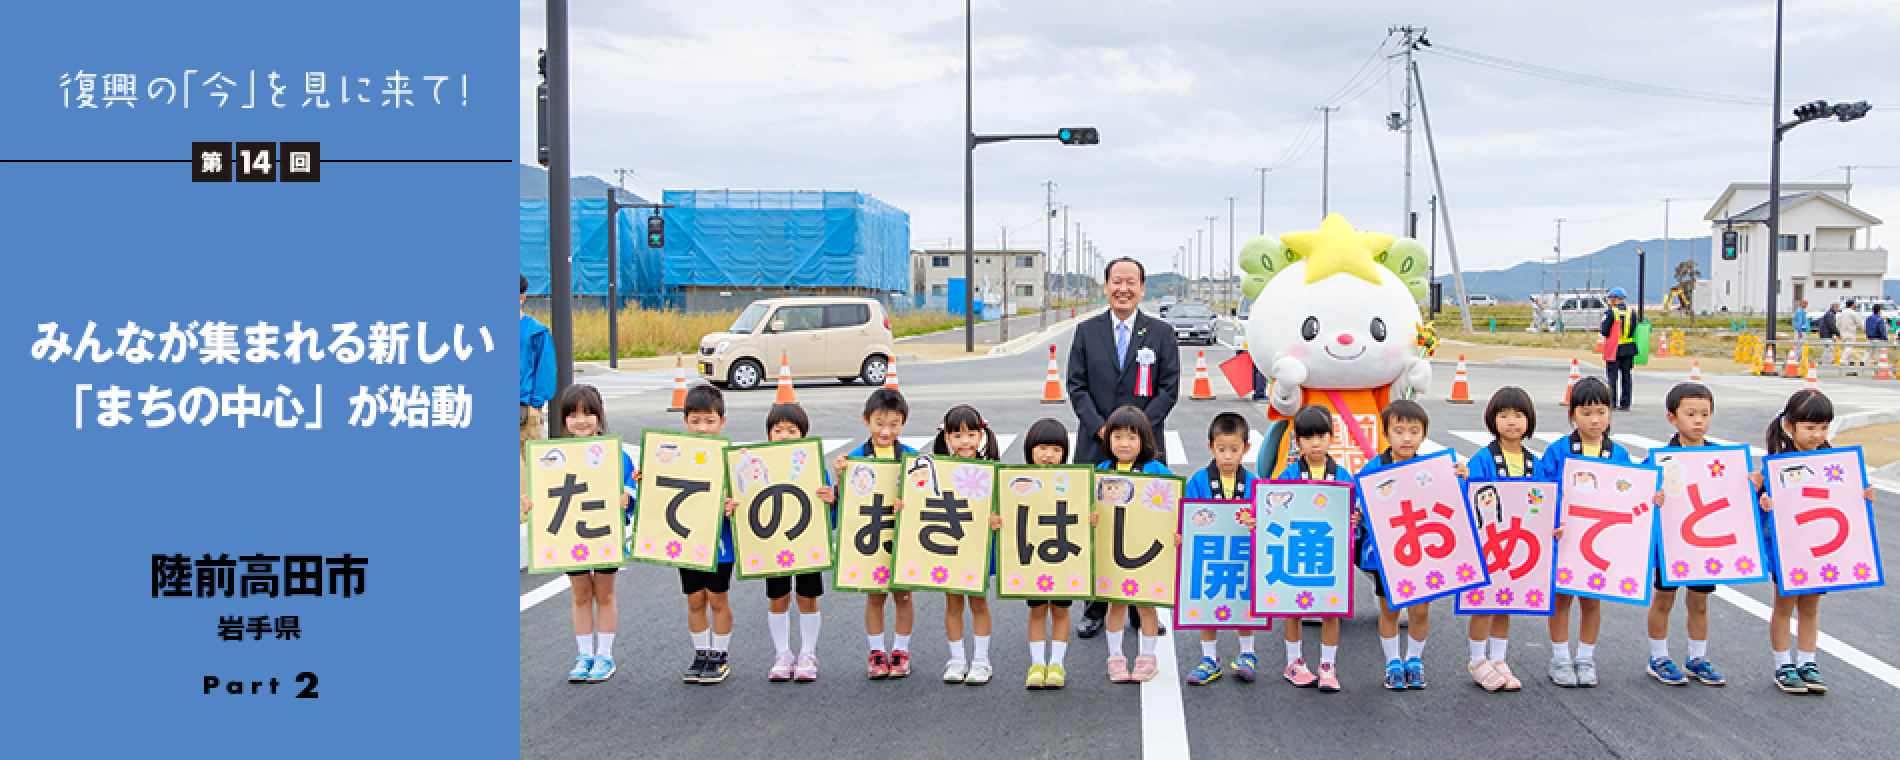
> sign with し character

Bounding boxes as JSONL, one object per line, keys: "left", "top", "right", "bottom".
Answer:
{"left": 1358, "top": 451, "right": 1488, "bottom": 609}
{"left": 1765, "top": 447, "right": 1884, "bottom": 594}
{"left": 628, "top": 430, "right": 729, "bottom": 572}
{"left": 1174, "top": 499, "right": 1271, "bottom": 630}
{"left": 1553, "top": 458, "right": 1661, "bottom": 605}
{"left": 995, "top": 465, "right": 1096, "bottom": 600}
{"left": 1248, "top": 482, "right": 1355, "bottom": 619}
{"left": 525, "top": 435, "right": 628, "bottom": 574}
{"left": 1091, "top": 471, "right": 1185, "bottom": 607}
{"left": 1651, "top": 445, "right": 1769, "bottom": 586}
{"left": 1455, "top": 480, "right": 1560, "bottom": 616}
{"left": 832, "top": 458, "right": 903, "bottom": 593}
{"left": 724, "top": 438, "right": 830, "bottom": 580}
{"left": 890, "top": 454, "right": 996, "bottom": 594}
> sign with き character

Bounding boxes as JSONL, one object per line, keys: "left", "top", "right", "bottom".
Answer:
{"left": 1553, "top": 458, "right": 1661, "bottom": 605}
{"left": 1092, "top": 471, "right": 1185, "bottom": 607}
{"left": 1765, "top": 447, "right": 1884, "bottom": 594}
{"left": 1248, "top": 481, "right": 1355, "bottom": 619}
{"left": 724, "top": 438, "right": 830, "bottom": 580}
{"left": 1650, "top": 445, "right": 1769, "bottom": 586}
{"left": 526, "top": 435, "right": 628, "bottom": 574}
{"left": 1455, "top": 480, "right": 1560, "bottom": 616}
{"left": 832, "top": 458, "right": 903, "bottom": 593}
{"left": 1174, "top": 499, "right": 1272, "bottom": 629}
{"left": 995, "top": 465, "right": 1096, "bottom": 600}
{"left": 1358, "top": 451, "right": 1488, "bottom": 609}
{"left": 890, "top": 454, "right": 996, "bottom": 594}
{"left": 628, "top": 429, "right": 728, "bottom": 572}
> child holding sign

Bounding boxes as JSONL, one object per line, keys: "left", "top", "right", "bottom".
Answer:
{"left": 1273, "top": 405, "right": 1352, "bottom": 692}
{"left": 730, "top": 403, "right": 836, "bottom": 682}
{"left": 925, "top": 405, "right": 1003, "bottom": 684}
{"left": 636, "top": 386, "right": 740, "bottom": 685}
{"left": 1184, "top": 412, "right": 1258, "bottom": 686}
{"left": 838, "top": 389, "right": 920, "bottom": 679}
{"left": 1020, "top": 418, "right": 1074, "bottom": 690}
{"left": 1644, "top": 383, "right": 1726, "bottom": 687}
{"left": 1463, "top": 387, "right": 1539, "bottom": 693}
{"left": 529, "top": 384, "right": 634, "bottom": 684}
{"left": 1534, "top": 377, "right": 1629, "bottom": 688}
{"left": 1354, "top": 400, "right": 1462, "bottom": 690}
{"left": 1096, "top": 405, "right": 1174, "bottom": 683}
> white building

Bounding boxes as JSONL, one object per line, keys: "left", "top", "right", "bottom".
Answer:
{"left": 1703, "top": 182, "right": 1885, "bottom": 314}
{"left": 912, "top": 249, "right": 1047, "bottom": 313}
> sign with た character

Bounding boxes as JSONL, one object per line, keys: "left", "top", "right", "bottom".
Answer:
{"left": 1553, "top": 458, "right": 1661, "bottom": 605}
{"left": 1092, "top": 471, "right": 1185, "bottom": 607}
{"left": 890, "top": 454, "right": 996, "bottom": 594}
{"left": 995, "top": 465, "right": 1096, "bottom": 600}
{"left": 1455, "top": 479, "right": 1560, "bottom": 616}
{"left": 628, "top": 429, "right": 729, "bottom": 572}
{"left": 525, "top": 435, "right": 628, "bottom": 574}
{"left": 724, "top": 438, "right": 831, "bottom": 580}
{"left": 1248, "top": 481, "right": 1355, "bottom": 619}
{"left": 831, "top": 458, "right": 903, "bottom": 593}
{"left": 1765, "top": 447, "right": 1884, "bottom": 594}
{"left": 1174, "top": 499, "right": 1272, "bottom": 630}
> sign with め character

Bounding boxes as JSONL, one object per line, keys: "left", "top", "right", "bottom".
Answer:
{"left": 832, "top": 458, "right": 903, "bottom": 593}
{"left": 1456, "top": 479, "right": 1560, "bottom": 615}
{"left": 526, "top": 435, "right": 627, "bottom": 574}
{"left": 1249, "top": 481, "right": 1355, "bottom": 619}
{"left": 629, "top": 429, "right": 728, "bottom": 572}
{"left": 995, "top": 465, "right": 1095, "bottom": 600}
{"left": 890, "top": 454, "right": 996, "bottom": 594}
{"left": 724, "top": 438, "right": 830, "bottom": 579}
{"left": 1092, "top": 471, "right": 1184, "bottom": 607}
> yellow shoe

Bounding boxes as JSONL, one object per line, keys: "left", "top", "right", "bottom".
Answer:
{"left": 1043, "top": 664, "right": 1067, "bottom": 689}
{"left": 1025, "top": 664, "right": 1047, "bottom": 690}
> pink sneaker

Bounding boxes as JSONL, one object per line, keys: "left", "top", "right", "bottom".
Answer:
{"left": 1316, "top": 663, "right": 1341, "bottom": 692}
{"left": 1284, "top": 658, "right": 1318, "bottom": 687}
{"left": 769, "top": 651, "right": 795, "bottom": 682}
{"left": 1133, "top": 654, "right": 1159, "bottom": 682}
{"left": 1471, "top": 660, "right": 1508, "bottom": 692}
{"left": 793, "top": 652, "right": 818, "bottom": 682}
{"left": 1107, "top": 654, "right": 1132, "bottom": 683}
{"left": 1494, "top": 662, "right": 1522, "bottom": 691}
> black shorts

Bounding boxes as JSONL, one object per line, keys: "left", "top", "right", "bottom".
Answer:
{"left": 766, "top": 572, "right": 825, "bottom": 600}
{"left": 566, "top": 567, "right": 618, "bottom": 577}
{"left": 1025, "top": 599, "right": 1074, "bottom": 609}
{"left": 1364, "top": 568, "right": 1387, "bottom": 598}
{"left": 679, "top": 562, "right": 735, "bottom": 594}
{"left": 1653, "top": 564, "right": 1715, "bottom": 594}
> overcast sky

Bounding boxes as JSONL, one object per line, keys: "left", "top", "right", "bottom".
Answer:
{"left": 520, "top": 0, "right": 1899, "bottom": 284}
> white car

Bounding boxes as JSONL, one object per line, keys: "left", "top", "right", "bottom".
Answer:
{"left": 1466, "top": 294, "right": 1498, "bottom": 307}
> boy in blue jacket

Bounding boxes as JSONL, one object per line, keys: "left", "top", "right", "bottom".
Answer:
{"left": 1184, "top": 412, "right": 1257, "bottom": 685}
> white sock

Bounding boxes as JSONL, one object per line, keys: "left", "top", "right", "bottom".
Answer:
{"left": 868, "top": 634, "right": 885, "bottom": 654}
{"left": 768, "top": 612, "right": 792, "bottom": 655}
{"left": 1031, "top": 641, "right": 1048, "bottom": 666}
{"left": 1202, "top": 640, "right": 1219, "bottom": 660}
{"left": 1106, "top": 628, "right": 1125, "bottom": 654}
{"left": 973, "top": 635, "right": 990, "bottom": 661}
{"left": 1799, "top": 650, "right": 1817, "bottom": 666}
{"left": 1575, "top": 642, "right": 1595, "bottom": 662}
{"left": 1406, "top": 636, "right": 1427, "bottom": 660}
{"left": 1239, "top": 636, "right": 1255, "bottom": 655}
{"left": 947, "top": 638, "right": 965, "bottom": 661}
{"left": 1649, "top": 638, "right": 1670, "bottom": 660}
{"left": 799, "top": 612, "right": 822, "bottom": 656}
{"left": 1551, "top": 640, "right": 1572, "bottom": 663}
{"left": 1774, "top": 649, "right": 1793, "bottom": 666}
{"left": 1320, "top": 645, "right": 1338, "bottom": 666}
{"left": 1285, "top": 640, "right": 1304, "bottom": 666}
{"left": 712, "top": 633, "right": 731, "bottom": 653}
{"left": 577, "top": 634, "right": 595, "bottom": 656}
{"left": 1470, "top": 639, "right": 1488, "bottom": 665}
{"left": 893, "top": 633, "right": 912, "bottom": 653}
{"left": 596, "top": 632, "right": 614, "bottom": 657}
{"left": 692, "top": 629, "right": 712, "bottom": 651}
{"left": 1489, "top": 637, "right": 1509, "bottom": 662}
{"left": 1141, "top": 636, "right": 1159, "bottom": 656}
{"left": 1050, "top": 640, "right": 1068, "bottom": 666}
{"left": 1688, "top": 639, "right": 1708, "bottom": 661}
{"left": 1380, "top": 636, "right": 1401, "bottom": 662}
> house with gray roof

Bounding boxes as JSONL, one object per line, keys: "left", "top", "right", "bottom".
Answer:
{"left": 1703, "top": 182, "right": 1884, "bottom": 313}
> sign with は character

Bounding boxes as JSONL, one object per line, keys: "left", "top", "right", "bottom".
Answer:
{"left": 1092, "top": 471, "right": 1185, "bottom": 607}
{"left": 724, "top": 438, "right": 830, "bottom": 580}
{"left": 1175, "top": 499, "right": 1272, "bottom": 630}
{"left": 996, "top": 465, "right": 1096, "bottom": 600}
{"left": 890, "top": 454, "right": 996, "bottom": 594}
{"left": 1249, "top": 481, "right": 1355, "bottom": 619}
{"left": 1651, "top": 445, "right": 1769, "bottom": 587}
{"left": 1456, "top": 479, "right": 1560, "bottom": 616}
{"left": 525, "top": 435, "right": 628, "bottom": 574}
{"left": 1358, "top": 450, "right": 1489, "bottom": 609}
{"left": 1553, "top": 458, "right": 1661, "bottom": 605}
{"left": 832, "top": 458, "right": 903, "bottom": 593}
{"left": 628, "top": 429, "right": 728, "bottom": 572}
{"left": 1765, "top": 447, "right": 1884, "bottom": 594}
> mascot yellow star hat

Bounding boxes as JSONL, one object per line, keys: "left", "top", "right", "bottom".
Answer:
{"left": 1280, "top": 213, "right": 1395, "bottom": 286}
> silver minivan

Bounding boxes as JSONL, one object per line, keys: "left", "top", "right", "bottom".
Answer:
{"left": 698, "top": 297, "right": 896, "bottom": 390}
{"left": 1534, "top": 292, "right": 1608, "bottom": 331}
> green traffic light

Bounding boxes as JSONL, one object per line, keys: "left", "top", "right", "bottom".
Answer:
{"left": 1059, "top": 129, "right": 1072, "bottom": 140}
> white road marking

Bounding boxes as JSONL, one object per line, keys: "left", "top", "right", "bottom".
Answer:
{"left": 1711, "top": 586, "right": 1900, "bottom": 690}
{"left": 1614, "top": 433, "right": 1669, "bottom": 453}
{"left": 521, "top": 576, "right": 569, "bottom": 612}
{"left": 1707, "top": 436, "right": 1770, "bottom": 458}
{"left": 1165, "top": 432, "right": 1189, "bottom": 467}
{"left": 1449, "top": 430, "right": 1493, "bottom": 448}
{"left": 1142, "top": 625, "right": 1191, "bottom": 760}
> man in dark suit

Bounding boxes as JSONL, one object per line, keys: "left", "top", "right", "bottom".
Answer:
{"left": 1068, "top": 256, "right": 1180, "bottom": 637}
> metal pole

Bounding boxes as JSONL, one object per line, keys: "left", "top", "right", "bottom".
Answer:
{"left": 1410, "top": 62, "right": 1473, "bottom": 331}
{"left": 1256, "top": 168, "right": 1269, "bottom": 235}
{"left": 1227, "top": 197, "right": 1237, "bottom": 310}
{"left": 1555, "top": 218, "right": 1565, "bottom": 332}
{"left": 1044, "top": 180, "right": 1054, "bottom": 330}
{"left": 546, "top": 0, "right": 574, "bottom": 392}
{"left": 606, "top": 187, "right": 619, "bottom": 369}
{"left": 1208, "top": 216, "right": 1219, "bottom": 305}
{"left": 1428, "top": 194, "right": 1439, "bottom": 318}
{"left": 1766, "top": 0, "right": 1784, "bottom": 346}
{"left": 1001, "top": 224, "right": 1009, "bottom": 342}
{"left": 1061, "top": 205, "right": 1070, "bottom": 308}
{"left": 963, "top": 0, "right": 975, "bottom": 353}
{"left": 1195, "top": 229, "right": 1204, "bottom": 300}
{"left": 1319, "top": 106, "right": 1338, "bottom": 218}
{"left": 1662, "top": 198, "right": 1671, "bottom": 315}
{"left": 1396, "top": 25, "right": 1417, "bottom": 237}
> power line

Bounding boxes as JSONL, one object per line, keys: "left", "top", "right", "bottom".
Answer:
{"left": 1423, "top": 43, "right": 1772, "bottom": 107}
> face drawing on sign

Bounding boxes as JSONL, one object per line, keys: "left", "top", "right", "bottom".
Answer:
{"left": 1016, "top": 497, "right": 1082, "bottom": 565}
{"left": 1266, "top": 490, "right": 1294, "bottom": 510}
{"left": 907, "top": 456, "right": 940, "bottom": 498}
{"left": 732, "top": 452, "right": 770, "bottom": 497}
{"left": 544, "top": 472, "right": 611, "bottom": 540}
{"left": 1778, "top": 464, "right": 1815, "bottom": 490}
{"left": 1472, "top": 484, "right": 1502, "bottom": 525}
{"left": 1482, "top": 516, "right": 1541, "bottom": 580}
{"left": 1571, "top": 471, "right": 1599, "bottom": 494}
{"left": 850, "top": 464, "right": 879, "bottom": 497}
{"left": 1097, "top": 476, "right": 1135, "bottom": 506}
{"left": 537, "top": 448, "right": 566, "bottom": 469}
{"left": 1261, "top": 520, "right": 1334, "bottom": 588}
{"left": 1374, "top": 479, "right": 1397, "bottom": 501}
{"left": 1190, "top": 508, "right": 1216, "bottom": 527}
{"left": 1658, "top": 456, "right": 1685, "bottom": 495}
{"left": 1191, "top": 534, "right": 1252, "bottom": 601}
{"left": 1009, "top": 476, "right": 1042, "bottom": 495}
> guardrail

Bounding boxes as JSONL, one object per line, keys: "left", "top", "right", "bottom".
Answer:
{"left": 1734, "top": 336, "right": 1896, "bottom": 377}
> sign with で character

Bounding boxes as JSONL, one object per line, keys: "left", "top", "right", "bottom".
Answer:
{"left": 1358, "top": 450, "right": 1488, "bottom": 609}
{"left": 526, "top": 435, "right": 628, "bottom": 574}
{"left": 890, "top": 454, "right": 996, "bottom": 594}
{"left": 1553, "top": 458, "right": 1661, "bottom": 605}
{"left": 1650, "top": 445, "right": 1769, "bottom": 587}
{"left": 629, "top": 429, "right": 728, "bottom": 572}
{"left": 1092, "top": 471, "right": 1185, "bottom": 607}
{"left": 1765, "top": 447, "right": 1884, "bottom": 594}
{"left": 1455, "top": 480, "right": 1560, "bottom": 616}
{"left": 831, "top": 458, "right": 903, "bottom": 593}
{"left": 1249, "top": 481, "right": 1355, "bottom": 619}
{"left": 724, "top": 438, "right": 830, "bottom": 580}
{"left": 995, "top": 465, "right": 1096, "bottom": 600}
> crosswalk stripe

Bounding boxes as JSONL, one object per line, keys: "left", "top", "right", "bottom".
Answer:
{"left": 1707, "top": 436, "right": 1769, "bottom": 458}
{"left": 1449, "top": 430, "right": 1493, "bottom": 447}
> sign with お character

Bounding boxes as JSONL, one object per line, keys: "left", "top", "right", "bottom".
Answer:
{"left": 1248, "top": 481, "right": 1355, "bottom": 619}
{"left": 526, "top": 435, "right": 628, "bottom": 574}
{"left": 1553, "top": 458, "right": 1661, "bottom": 605}
{"left": 890, "top": 454, "right": 996, "bottom": 594}
{"left": 628, "top": 429, "right": 729, "bottom": 572}
{"left": 1175, "top": 499, "right": 1272, "bottom": 629}
{"left": 724, "top": 438, "right": 831, "bottom": 580}
{"left": 1092, "top": 471, "right": 1185, "bottom": 607}
{"left": 1456, "top": 480, "right": 1560, "bottom": 616}
{"left": 832, "top": 458, "right": 903, "bottom": 593}
{"left": 1765, "top": 447, "right": 1884, "bottom": 594}
{"left": 995, "top": 465, "right": 1096, "bottom": 600}
{"left": 1358, "top": 450, "right": 1488, "bottom": 609}
{"left": 1650, "top": 445, "right": 1769, "bottom": 586}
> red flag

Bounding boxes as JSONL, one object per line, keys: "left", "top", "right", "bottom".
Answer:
{"left": 1602, "top": 320, "right": 1621, "bottom": 363}
{"left": 1219, "top": 353, "right": 1256, "bottom": 398}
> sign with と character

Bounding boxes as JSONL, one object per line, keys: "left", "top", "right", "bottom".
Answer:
{"left": 890, "top": 454, "right": 996, "bottom": 594}
{"left": 1650, "top": 445, "right": 1769, "bottom": 586}
{"left": 1248, "top": 481, "right": 1355, "bottom": 620}
{"left": 1174, "top": 499, "right": 1272, "bottom": 630}
{"left": 525, "top": 435, "right": 628, "bottom": 574}
{"left": 831, "top": 458, "right": 903, "bottom": 593}
{"left": 1455, "top": 479, "right": 1560, "bottom": 616}
{"left": 724, "top": 438, "right": 830, "bottom": 580}
{"left": 1091, "top": 471, "right": 1185, "bottom": 607}
{"left": 1765, "top": 447, "right": 1884, "bottom": 594}
{"left": 1358, "top": 450, "right": 1489, "bottom": 609}
{"left": 629, "top": 429, "right": 729, "bottom": 572}
{"left": 996, "top": 465, "right": 1096, "bottom": 600}
{"left": 1553, "top": 458, "right": 1661, "bottom": 605}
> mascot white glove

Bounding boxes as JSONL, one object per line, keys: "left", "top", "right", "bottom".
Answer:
{"left": 1391, "top": 357, "right": 1432, "bottom": 401}
{"left": 1268, "top": 355, "right": 1307, "bottom": 417}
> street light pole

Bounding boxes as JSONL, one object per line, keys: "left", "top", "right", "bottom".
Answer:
{"left": 1043, "top": 180, "right": 1054, "bottom": 330}
{"left": 963, "top": 0, "right": 975, "bottom": 353}
{"left": 1256, "top": 167, "right": 1270, "bottom": 236}
{"left": 1227, "top": 197, "right": 1237, "bottom": 309}
{"left": 1765, "top": 0, "right": 1786, "bottom": 347}
{"left": 1318, "top": 106, "right": 1339, "bottom": 219}
{"left": 546, "top": 0, "right": 574, "bottom": 394}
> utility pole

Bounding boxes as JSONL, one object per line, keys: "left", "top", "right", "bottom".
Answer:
{"left": 614, "top": 168, "right": 632, "bottom": 194}
{"left": 1256, "top": 167, "right": 1270, "bottom": 235}
{"left": 1043, "top": 180, "right": 1055, "bottom": 330}
{"left": 1428, "top": 194, "right": 1439, "bottom": 318}
{"left": 1193, "top": 231, "right": 1202, "bottom": 300}
{"left": 1207, "top": 216, "right": 1219, "bottom": 306}
{"left": 1061, "top": 204, "right": 1070, "bottom": 308}
{"left": 1554, "top": 218, "right": 1565, "bottom": 328}
{"left": 1391, "top": 25, "right": 1423, "bottom": 237}
{"left": 1409, "top": 56, "right": 1474, "bottom": 331}
{"left": 1662, "top": 198, "right": 1673, "bottom": 313}
{"left": 1227, "top": 196, "right": 1237, "bottom": 309}
{"left": 1318, "top": 106, "right": 1339, "bottom": 219}
{"left": 1001, "top": 224, "right": 1009, "bottom": 342}
{"left": 546, "top": 0, "right": 574, "bottom": 393}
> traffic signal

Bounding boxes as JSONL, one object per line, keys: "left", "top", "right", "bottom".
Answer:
{"left": 646, "top": 214, "right": 664, "bottom": 248}
{"left": 1793, "top": 100, "right": 1830, "bottom": 121}
{"left": 536, "top": 49, "right": 550, "bottom": 168}
{"left": 1721, "top": 229, "right": 1738, "bottom": 260}
{"left": 1832, "top": 100, "right": 1872, "bottom": 122}
{"left": 1057, "top": 127, "right": 1099, "bottom": 145}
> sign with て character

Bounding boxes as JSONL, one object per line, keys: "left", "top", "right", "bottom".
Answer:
{"left": 1553, "top": 458, "right": 1661, "bottom": 605}
{"left": 724, "top": 438, "right": 830, "bottom": 579}
{"left": 525, "top": 435, "right": 628, "bottom": 574}
{"left": 629, "top": 429, "right": 728, "bottom": 572}
{"left": 890, "top": 454, "right": 996, "bottom": 594}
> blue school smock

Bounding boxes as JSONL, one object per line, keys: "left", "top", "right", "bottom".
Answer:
{"left": 1466, "top": 440, "right": 1543, "bottom": 481}
{"left": 1097, "top": 459, "right": 1175, "bottom": 476}
{"left": 1275, "top": 455, "right": 1346, "bottom": 483}
{"left": 1532, "top": 431, "right": 1631, "bottom": 481}
{"left": 1351, "top": 450, "right": 1405, "bottom": 572}
{"left": 1186, "top": 462, "right": 1256, "bottom": 500}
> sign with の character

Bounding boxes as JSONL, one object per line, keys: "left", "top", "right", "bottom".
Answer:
{"left": 725, "top": 438, "right": 830, "bottom": 579}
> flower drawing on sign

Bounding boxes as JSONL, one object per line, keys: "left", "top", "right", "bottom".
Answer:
{"left": 1143, "top": 479, "right": 1175, "bottom": 512}
{"left": 873, "top": 566, "right": 890, "bottom": 585}
{"left": 1820, "top": 564, "right": 1840, "bottom": 584}
{"left": 1556, "top": 567, "right": 1572, "bottom": 585}
{"left": 1327, "top": 594, "right": 1341, "bottom": 607}
{"left": 1296, "top": 591, "right": 1315, "bottom": 610}
{"left": 1824, "top": 464, "right": 1845, "bottom": 483}
{"left": 1069, "top": 575, "right": 1087, "bottom": 591}
{"left": 1424, "top": 571, "right": 1445, "bottom": 590}
{"left": 1789, "top": 567, "right": 1808, "bottom": 586}
{"left": 748, "top": 555, "right": 763, "bottom": 570}
{"left": 541, "top": 547, "right": 558, "bottom": 565}
{"left": 811, "top": 549, "right": 824, "bottom": 562}
{"left": 571, "top": 544, "right": 589, "bottom": 562}
{"left": 1007, "top": 575, "right": 1022, "bottom": 590}
{"left": 1122, "top": 579, "right": 1141, "bottom": 597}
{"left": 1587, "top": 572, "right": 1607, "bottom": 591}
{"left": 1494, "top": 588, "right": 1513, "bottom": 606}
{"left": 952, "top": 464, "right": 993, "bottom": 501}
{"left": 964, "top": 571, "right": 979, "bottom": 587}
{"left": 1735, "top": 556, "right": 1755, "bottom": 576}
{"left": 1465, "top": 588, "right": 1484, "bottom": 605}
{"left": 1527, "top": 488, "right": 1545, "bottom": 505}
{"left": 905, "top": 565, "right": 919, "bottom": 580}
{"left": 1618, "top": 577, "right": 1638, "bottom": 596}
{"left": 1705, "top": 558, "right": 1723, "bottom": 576}
{"left": 1037, "top": 574, "right": 1054, "bottom": 592}
{"left": 1153, "top": 584, "right": 1168, "bottom": 599}
{"left": 931, "top": 566, "right": 949, "bottom": 584}
{"left": 1525, "top": 589, "right": 1545, "bottom": 608}
{"left": 845, "top": 567, "right": 860, "bottom": 583}
{"left": 1214, "top": 606, "right": 1232, "bottom": 622}
{"left": 776, "top": 549, "right": 800, "bottom": 568}
{"left": 1671, "top": 560, "right": 1690, "bottom": 579}
{"left": 1707, "top": 460, "right": 1726, "bottom": 478}
{"left": 1395, "top": 579, "right": 1416, "bottom": 599}
{"left": 1854, "top": 562, "right": 1873, "bottom": 581}
{"left": 1456, "top": 563, "right": 1476, "bottom": 583}
{"left": 641, "top": 538, "right": 656, "bottom": 555}
{"left": 1235, "top": 505, "right": 1255, "bottom": 525}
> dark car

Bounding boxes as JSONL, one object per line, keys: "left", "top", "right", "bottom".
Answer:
{"left": 1159, "top": 301, "right": 1217, "bottom": 345}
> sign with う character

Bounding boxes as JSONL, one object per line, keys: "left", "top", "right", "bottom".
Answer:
{"left": 629, "top": 429, "right": 728, "bottom": 572}
{"left": 526, "top": 435, "right": 628, "bottom": 574}
{"left": 1765, "top": 447, "right": 1883, "bottom": 594}
{"left": 724, "top": 438, "right": 830, "bottom": 579}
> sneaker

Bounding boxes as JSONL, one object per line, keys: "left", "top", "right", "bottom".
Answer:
{"left": 1774, "top": 664, "right": 1809, "bottom": 693}
{"left": 1685, "top": 657, "right": 1726, "bottom": 686}
{"left": 1494, "top": 662, "right": 1522, "bottom": 691}
{"left": 1044, "top": 664, "right": 1067, "bottom": 689}
{"left": 866, "top": 650, "right": 890, "bottom": 680}
{"left": 699, "top": 651, "right": 730, "bottom": 684}
{"left": 1133, "top": 654, "right": 1159, "bottom": 682}
{"left": 1549, "top": 659, "right": 1578, "bottom": 688}
{"left": 1232, "top": 652, "right": 1258, "bottom": 683}
{"left": 888, "top": 650, "right": 912, "bottom": 678}
{"left": 683, "top": 650, "right": 709, "bottom": 684}
{"left": 1187, "top": 657, "right": 1222, "bottom": 685}
{"left": 1107, "top": 654, "right": 1132, "bottom": 683}
{"left": 769, "top": 651, "right": 796, "bottom": 682}
{"left": 966, "top": 659, "right": 993, "bottom": 685}
{"left": 1574, "top": 659, "right": 1598, "bottom": 688}
{"left": 1025, "top": 664, "right": 1047, "bottom": 690}
{"left": 943, "top": 658, "right": 968, "bottom": 684}
{"left": 569, "top": 654, "right": 595, "bottom": 683}
{"left": 1383, "top": 659, "right": 1407, "bottom": 690}
{"left": 1470, "top": 660, "right": 1501, "bottom": 692}
{"left": 585, "top": 654, "right": 616, "bottom": 683}
{"left": 1796, "top": 663, "right": 1828, "bottom": 693}
{"left": 1404, "top": 657, "right": 1427, "bottom": 689}
{"left": 1647, "top": 657, "right": 1687, "bottom": 685}
{"left": 1283, "top": 659, "right": 1318, "bottom": 688}
{"left": 1316, "top": 663, "right": 1341, "bottom": 692}
{"left": 793, "top": 652, "right": 819, "bottom": 682}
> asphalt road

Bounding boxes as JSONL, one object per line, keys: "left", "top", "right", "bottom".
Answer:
{"left": 525, "top": 317, "right": 1900, "bottom": 759}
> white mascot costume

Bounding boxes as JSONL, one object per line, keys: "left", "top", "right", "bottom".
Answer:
{"left": 1241, "top": 214, "right": 1433, "bottom": 475}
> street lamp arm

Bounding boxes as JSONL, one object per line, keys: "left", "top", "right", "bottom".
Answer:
{"left": 974, "top": 133, "right": 1063, "bottom": 145}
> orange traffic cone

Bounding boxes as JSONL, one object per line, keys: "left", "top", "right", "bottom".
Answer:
{"left": 775, "top": 352, "right": 796, "bottom": 404}
{"left": 1690, "top": 360, "right": 1703, "bottom": 382}
{"left": 1189, "top": 350, "right": 1215, "bottom": 401}
{"left": 1595, "top": 335, "right": 1604, "bottom": 354}
{"left": 883, "top": 356, "right": 902, "bottom": 391}
{"left": 1761, "top": 345, "right": 1776, "bottom": 376}
{"left": 667, "top": 355, "right": 689, "bottom": 412}
{"left": 1447, "top": 354, "right": 1473, "bottom": 403}
{"left": 1805, "top": 365, "right": 1819, "bottom": 391}
{"left": 1040, "top": 345, "right": 1064, "bottom": 403}
{"left": 1657, "top": 332, "right": 1670, "bottom": 359}
{"left": 1562, "top": 358, "right": 1580, "bottom": 405}
{"left": 1784, "top": 348, "right": 1801, "bottom": 378}
{"left": 1877, "top": 350, "right": 1893, "bottom": 380}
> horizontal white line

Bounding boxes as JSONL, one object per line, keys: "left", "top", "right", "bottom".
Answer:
{"left": 1711, "top": 586, "right": 1900, "bottom": 690}
{"left": 520, "top": 576, "right": 569, "bottom": 612}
